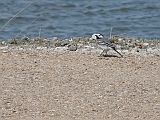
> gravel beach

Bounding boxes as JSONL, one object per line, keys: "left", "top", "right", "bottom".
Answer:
{"left": 0, "top": 48, "right": 160, "bottom": 120}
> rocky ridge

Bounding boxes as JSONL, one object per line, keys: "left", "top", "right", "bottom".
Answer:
{"left": 0, "top": 35, "right": 160, "bottom": 56}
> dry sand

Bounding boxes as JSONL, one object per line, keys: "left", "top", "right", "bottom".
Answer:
{"left": 0, "top": 49, "right": 160, "bottom": 120}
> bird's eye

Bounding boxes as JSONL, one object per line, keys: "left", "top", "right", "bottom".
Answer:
{"left": 99, "top": 35, "right": 102, "bottom": 38}
{"left": 95, "top": 35, "right": 98, "bottom": 38}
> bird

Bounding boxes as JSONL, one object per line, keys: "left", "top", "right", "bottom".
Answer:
{"left": 91, "top": 33, "right": 123, "bottom": 57}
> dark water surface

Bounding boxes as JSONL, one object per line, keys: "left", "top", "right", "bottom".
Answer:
{"left": 0, "top": 0, "right": 160, "bottom": 41}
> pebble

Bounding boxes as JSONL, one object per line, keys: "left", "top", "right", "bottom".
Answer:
{"left": 68, "top": 44, "right": 77, "bottom": 51}
{"left": 143, "top": 43, "right": 149, "bottom": 47}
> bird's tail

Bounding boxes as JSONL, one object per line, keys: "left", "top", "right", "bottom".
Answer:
{"left": 112, "top": 47, "right": 123, "bottom": 57}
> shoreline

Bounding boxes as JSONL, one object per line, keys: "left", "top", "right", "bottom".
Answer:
{"left": 0, "top": 35, "right": 160, "bottom": 56}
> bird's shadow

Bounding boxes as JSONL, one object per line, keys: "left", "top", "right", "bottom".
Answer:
{"left": 98, "top": 54, "right": 122, "bottom": 59}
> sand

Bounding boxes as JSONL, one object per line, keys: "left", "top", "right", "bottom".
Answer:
{"left": 0, "top": 49, "right": 160, "bottom": 120}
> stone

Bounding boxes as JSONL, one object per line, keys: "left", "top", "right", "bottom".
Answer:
{"left": 68, "top": 43, "right": 77, "bottom": 51}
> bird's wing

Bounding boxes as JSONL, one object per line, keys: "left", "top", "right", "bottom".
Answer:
{"left": 97, "top": 38, "right": 123, "bottom": 57}
{"left": 99, "top": 38, "right": 114, "bottom": 48}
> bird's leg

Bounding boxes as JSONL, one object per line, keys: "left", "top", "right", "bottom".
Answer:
{"left": 100, "top": 51, "right": 104, "bottom": 56}
{"left": 103, "top": 49, "right": 109, "bottom": 57}
{"left": 100, "top": 49, "right": 108, "bottom": 57}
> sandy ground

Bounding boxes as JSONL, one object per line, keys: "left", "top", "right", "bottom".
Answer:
{"left": 0, "top": 49, "right": 160, "bottom": 120}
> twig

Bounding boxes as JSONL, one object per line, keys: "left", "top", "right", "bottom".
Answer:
{"left": 39, "top": 27, "right": 42, "bottom": 38}
{"left": 105, "top": 30, "right": 110, "bottom": 37}
{"left": 14, "top": 15, "right": 41, "bottom": 39}
{"left": 0, "top": 0, "right": 39, "bottom": 32}
{"left": 110, "top": 28, "right": 112, "bottom": 38}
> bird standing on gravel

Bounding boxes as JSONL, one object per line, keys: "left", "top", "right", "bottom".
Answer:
{"left": 92, "top": 33, "right": 123, "bottom": 57}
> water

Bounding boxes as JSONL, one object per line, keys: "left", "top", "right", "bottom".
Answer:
{"left": 0, "top": 0, "right": 160, "bottom": 41}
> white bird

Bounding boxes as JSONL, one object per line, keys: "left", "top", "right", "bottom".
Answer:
{"left": 92, "top": 33, "right": 123, "bottom": 57}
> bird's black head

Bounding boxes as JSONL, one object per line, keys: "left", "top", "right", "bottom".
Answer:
{"left": 92, "top": 33, "right": 104, "bottom": 40}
